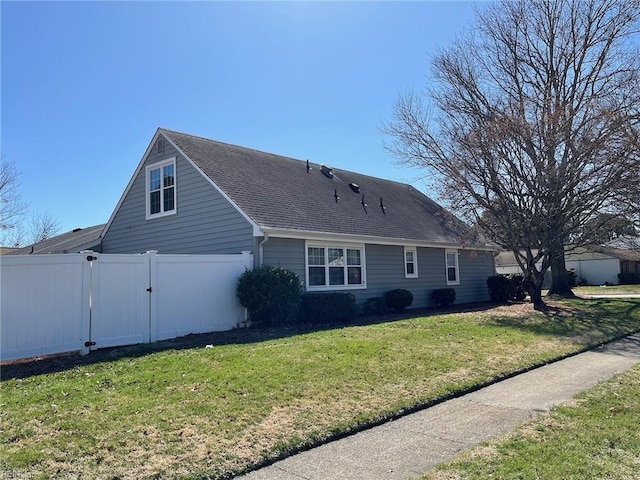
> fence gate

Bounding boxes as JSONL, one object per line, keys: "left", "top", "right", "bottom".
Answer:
{"left": 88, "top": 253, "right": 150, "bottom": 350}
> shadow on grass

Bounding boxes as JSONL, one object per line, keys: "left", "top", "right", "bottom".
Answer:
{"left": 486, "top": 298, "right": 640, "bottom": 345}
{"left": 0, "top": 302, "right": 498, "bottom": 381}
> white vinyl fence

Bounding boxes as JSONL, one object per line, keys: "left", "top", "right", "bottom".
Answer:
{"left": 1, "top": 251, "right": 252, "bottom": 362}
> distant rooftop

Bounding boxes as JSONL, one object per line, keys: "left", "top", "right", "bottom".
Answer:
{"left": 6, "top": 224, "right": 104, "bottom": 255}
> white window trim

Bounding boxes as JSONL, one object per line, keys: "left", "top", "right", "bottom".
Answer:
{"left": 445, "top": 249, "right": 460, "bottom": 286}
{"left": 305, "top": 241, "right": 367, "bottom": 291}
{"left": 145, "top": 157, "right": 177, "bottom": 220}
{"left": 404, "top": 246, "right": 418, "bottom": 278}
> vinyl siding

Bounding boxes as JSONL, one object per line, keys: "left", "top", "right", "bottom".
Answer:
{"left": 262, "top": 240, "right": 494, "bottom": 309}
{"left": 102, "top": 141, "right": 254, "bottom": 254}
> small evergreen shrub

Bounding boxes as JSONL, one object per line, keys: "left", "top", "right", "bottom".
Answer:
{"left": 384, "top": 289, "right": 414, "bottom": 313}
{"left": 236, "top": 266, "right": 303, "bottom": 326}
{"left": 487, "top": 274, "right": 526, "bottom": 302}
{"left": 298, "top": 292, "right": 357, "bottom": 325}
{"left": 432, "top": 288, "right": 456, "bottom": 307}
{"left": 487, "top": 275, "right": 512, "bottom": 302}
{"left": 508, "top": 274, "right": 527, "bottom": 301}
{"left": 618, "top": 272, "right": 640, "bottom": 284}
{"left": 363, "top": 297, "right": 387, "bottom": 316}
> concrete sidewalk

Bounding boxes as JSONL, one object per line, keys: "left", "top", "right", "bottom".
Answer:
{"left": 237, "top": 333, "right": 640, "bottom": 480}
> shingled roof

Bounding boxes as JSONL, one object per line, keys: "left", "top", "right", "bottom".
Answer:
{"left": 7, "top": 224, "right": 105, "bottom": 255}
{"left": 161, "top": 129, "right": 483, "bottom": 247}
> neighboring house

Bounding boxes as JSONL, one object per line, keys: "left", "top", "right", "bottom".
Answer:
{"left": 495, "top": 244, "right": 640, "bottom": 286}
{"left": 6, "top": 224, "right": 105, "bottom": 255}
{"left": 101, "top": 128, "right": 496, "bottom": 308}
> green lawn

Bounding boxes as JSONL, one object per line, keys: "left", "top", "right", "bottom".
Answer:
{"left": 1, "top": 298, "right": 639, "bottom": 479}
{"left": 424, "top": 363, "right": 640, "bottom": 480}
{"left": 573, "top": 284, "right": 640, "bottom": 295}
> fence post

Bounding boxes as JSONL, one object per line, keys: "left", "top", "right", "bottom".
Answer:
{"left": 146, "top": 250, "right": 158, "bottom": 343}
{"left": 80, "top": 251, "right": 95, "bottom": 356}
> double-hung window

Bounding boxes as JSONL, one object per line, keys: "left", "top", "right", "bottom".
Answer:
{"left": 404, "top": 247, "right": 418, "bottom": 278}
{"left": 146, "top": 158, "right": 176, "bottom": 219}
{"left": 445, "top": 249, "right": 460, "bottom": 285}
{"left": 306, "top": 243, "right": 366, "bottom": 290}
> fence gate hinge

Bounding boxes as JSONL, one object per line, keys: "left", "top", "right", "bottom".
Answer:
{"left": 85, "top": 341, "right": 96, "bottom": 347}
{"left": 86, "top": 255, "right": 97, "bottom": 261}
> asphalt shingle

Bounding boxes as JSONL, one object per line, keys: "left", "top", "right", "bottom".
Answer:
{"left": 162, "top": 129, "right": 477, "bottom": 246}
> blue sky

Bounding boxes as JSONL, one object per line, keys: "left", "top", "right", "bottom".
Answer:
{"left": 2, "top": 1, "right": 478, "bottom": 236}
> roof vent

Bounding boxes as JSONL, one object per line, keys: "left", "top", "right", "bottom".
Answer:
{"left": 349, "top": 183, "right": 360, "bottom": 193}
{"left": 320, "top": 164, "right": 333, "bottom": 179}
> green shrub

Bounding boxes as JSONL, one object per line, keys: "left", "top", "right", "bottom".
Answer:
{"left": 236, "top": 266, "right": 303, "bottom": 326}
{"left": 508, "top": 274, "right": 527, "bottom": 301}
{"left": 385, "top": 289, "right": 414, "bottom": 313}
{"left": 432, "top": 288, "right": 456, "bottom": 307}
{"left": 487, "top": 274, "right": 527, "bottom": 302}
{"left": 487, "top": 275, "right": 512, "bottom": 302}
{"left": 363, "top": 297, "right": 387, "bottom": 316}
{"left": 618, "top": 272, "right": 640, "bottom": 284}
{"left": 298, "top": 292, "right": 357, "bottom": 325}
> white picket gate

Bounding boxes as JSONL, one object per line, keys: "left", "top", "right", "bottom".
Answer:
{"left": 0, "top": 251, "right": 252, "bottom": 362}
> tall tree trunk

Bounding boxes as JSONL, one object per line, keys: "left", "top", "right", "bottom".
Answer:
{"left": 548, "top": 240, "right": 574, "bottom": 296}
{"left": 523, "top": 268, "right": 546, "bottom": 310}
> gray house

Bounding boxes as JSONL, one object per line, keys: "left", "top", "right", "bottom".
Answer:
{"left": 101, "top": 128, "right": 495, "bottom": 308}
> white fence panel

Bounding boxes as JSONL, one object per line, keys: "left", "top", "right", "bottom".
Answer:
{"left": 89, "top": 254, "right": 150, "bottom": 350}
{"left": 153, "top": 252, "right": 252, "bottom": 341}
{"left": 1, "top": 251, "right": 251, "bottom": 362}
{"left": 0, "top": 254, "right": 90, "bottom": 361}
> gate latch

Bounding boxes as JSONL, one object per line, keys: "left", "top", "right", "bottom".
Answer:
{"left": 86, "top": 255, "right": 97, "bottom": 261}
{"left": 146, "top": 287, "right": 153, "bottom": 293}
{"left": 85, "top": 341, "right": 96, "bottom": 347}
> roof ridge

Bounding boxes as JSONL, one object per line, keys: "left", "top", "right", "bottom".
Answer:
{"left": 159, "top": 128, "right": 415, "bottom": 189}
{"left": 160, "top": 128, "right": 307, "bottom": 164}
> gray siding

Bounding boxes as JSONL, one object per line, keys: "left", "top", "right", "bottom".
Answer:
{"left": 102, "top": 141, "right": 254, "bottom": 254}
{"left": 262, "top": 240, "right": 494, "bottom": 309}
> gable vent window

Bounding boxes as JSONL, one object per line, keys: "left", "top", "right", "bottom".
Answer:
{"left": 146, "top": 157, "right": 177, "bottom": 219}
{"left": 157, "top": 138, "right": 165, "bottom": 154}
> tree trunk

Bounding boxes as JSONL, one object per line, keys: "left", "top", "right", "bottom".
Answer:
{"left": 523, "top": 269, "right": 546, "bottom": 310}
{"left": 548, "top": 241, "right": 575, "bottom": 297}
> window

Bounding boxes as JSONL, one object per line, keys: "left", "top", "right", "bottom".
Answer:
{"left": 146, "top": 158, "right": 176, "bottom": 219}
{"left": 446, "top": 249, "right": 459, "bottom": 285}
{"left": 404, "top": 247, "right": 418, "bottom": 278}
{"left": 306, "top": 243, "right": 366, "bottom": 290}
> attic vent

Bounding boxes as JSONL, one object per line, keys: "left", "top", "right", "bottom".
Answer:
{"left": 72, "top": 228, "right": 83, "bottom": 233}
{"left": 349, "top": 183, "right": 360, "bottom": 193}
{"left": 320, "top": 164, "right": 333, "bottom": 179}
{"left": 157, "top": 138, "right": 165, "bottom": 154}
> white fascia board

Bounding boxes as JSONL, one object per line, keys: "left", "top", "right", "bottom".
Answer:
{"left": 160, "top": 130, "right": 263, "bottom": 237}
{"left": 261, "top": 227, "right": 494, "bottom": 251}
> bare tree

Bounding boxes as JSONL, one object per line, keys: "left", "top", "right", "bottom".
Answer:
{"left": 382, "top": 0, "right": 640, "bottom": 308}
{"left": 29, "top": 211, "right": 61, "bottom": 244}
{"left": 0, "top": 158, "right": 27, "bottom": 233}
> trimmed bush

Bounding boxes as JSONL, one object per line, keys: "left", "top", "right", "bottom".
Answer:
{"left": 385, "top": 289, "right": 414, "bottom": 313}
{"left": 487, "top": 274, "right": 512, "bottom": 302}
{"left": 363, "top": 297, "right": 387, "bottom": 316}
{"left": 236, "top": 266, "right": 303, "bottom": 326}
{"left": 618, "top": 272, "right": 640, "bottom": 284}
{"left": 298, "top": 292, "right": 357, "bottom": 325}
{"left": 509, "top": 274, "right": 527, "bottom": 301}
{"left": 487, "top": 274, "right": 527, "bottom": 302}
{"left": 432, "top": 288, "right": 456, "bottom": 307}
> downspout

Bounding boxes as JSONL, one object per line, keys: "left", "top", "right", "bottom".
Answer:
{"left": 258, "top": 232, "right": 269, "bottom": 267}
